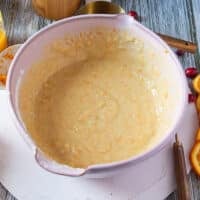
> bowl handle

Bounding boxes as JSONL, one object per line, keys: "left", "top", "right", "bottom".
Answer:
{"left": 35, "top": 149, "right": 86, "bottom": 177}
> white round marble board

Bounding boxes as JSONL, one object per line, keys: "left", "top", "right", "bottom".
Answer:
{"left": 0, "top": 89, "right": 198, "bottom": 200}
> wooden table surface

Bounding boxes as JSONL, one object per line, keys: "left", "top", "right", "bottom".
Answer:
{"left": 1, "top": 0, "right": 200, "bottom": 199}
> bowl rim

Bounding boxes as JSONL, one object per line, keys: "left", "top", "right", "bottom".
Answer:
{"left": 6, "top": 14, "right": 188, "bottom": 175}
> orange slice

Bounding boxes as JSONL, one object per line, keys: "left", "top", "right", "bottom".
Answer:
{"left": 193, "top": 75, "right": 200, "bottom": 94}
{"left": 196, "top": 95, "right": 200, "bottom": 112}
{"left": 0, "top": 11, "right": 7, "bottom": 52}
{"left": 190, "top": 142, "right": 200, "bottom": 176}
{"left": 0, "top": 30, "right": 7, "bottom": 52}
{"left": 196, "top": 129, "right": 200, "bottom": 141}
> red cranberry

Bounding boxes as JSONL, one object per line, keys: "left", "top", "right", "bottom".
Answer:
{"left": 188, "top": 93, "right": 197, "bottom": 103}
{"left": 176, "top": 49, "right": 185, "bottom": 57}
{"left": 128, "top": 10, "right": 139, "bottom": 20}
{"left": 185, "top": 67, "right": 198, "bottom": 78}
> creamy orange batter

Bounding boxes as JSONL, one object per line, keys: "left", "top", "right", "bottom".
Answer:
{"left": 19, "top": 29, "right": 177, "bottom": 168}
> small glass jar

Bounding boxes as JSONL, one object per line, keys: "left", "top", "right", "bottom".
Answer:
{"left": 32, "top": 0, "right": 81, "bottom": 20}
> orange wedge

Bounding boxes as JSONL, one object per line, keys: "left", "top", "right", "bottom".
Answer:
{"left": 0, "top": 11, "right": 7, "bottom": 52}
{"left": 196, "top": 95, "right": 200, "bottom": 112}
{"left": 0, "top": 30, "right": 7, "bottom": 52}
{"left": 196, "top": 129, "right": 200, "bottom": 141}
{"left": 193, "top": 75, "right": 200, "bottom": 94}
{"left": 190, "top": 141, "right": 200, "bottom": 176}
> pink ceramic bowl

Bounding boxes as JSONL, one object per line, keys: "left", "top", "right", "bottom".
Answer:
{"left": 6, "top": 14, "right": 188, "bottom": 178}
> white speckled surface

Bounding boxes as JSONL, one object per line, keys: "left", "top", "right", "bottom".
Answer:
{"left": 0, "top": 89, "right": 198, "bottom": 200}
{"left": 1, "top": 0, "right": 200, "bottom": 199}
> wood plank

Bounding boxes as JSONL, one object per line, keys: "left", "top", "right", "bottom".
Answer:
{"left": 190, "top": 0, "right": 200, "bottom": 68}
{"left": 0, "top": 0, "right": 51, "bottom": 45}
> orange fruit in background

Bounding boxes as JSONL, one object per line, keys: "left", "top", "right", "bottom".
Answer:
{"left": 0, "top": 30, "right": 7, "bottom": 52}
{"left": 193, "top": 75, "right": 200, "bottom": 94}
{"left": 0, "top": 11, "right": 7, "bottom": 52}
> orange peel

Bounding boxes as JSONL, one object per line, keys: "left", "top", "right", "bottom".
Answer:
{"left": 0, "top": 12, "right": 7, "bottom": 52}
{"left": 0, "top": 74, "right": 6, "bottom": 85}
{"left": 196, "top": 129, "right": 200, "bottom": 141}
{"left": 196, "top": 95, "right": 200, "bottom": 112}
{"left": 190, "top": 142, "right": 200, "bottom": 176}
{"left": 193, "top": 75, "right": 200, "bottom": 94}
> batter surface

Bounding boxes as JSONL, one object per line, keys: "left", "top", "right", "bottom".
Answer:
{"left": 19, "top": 29, "right": 173, "bottom": 168}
